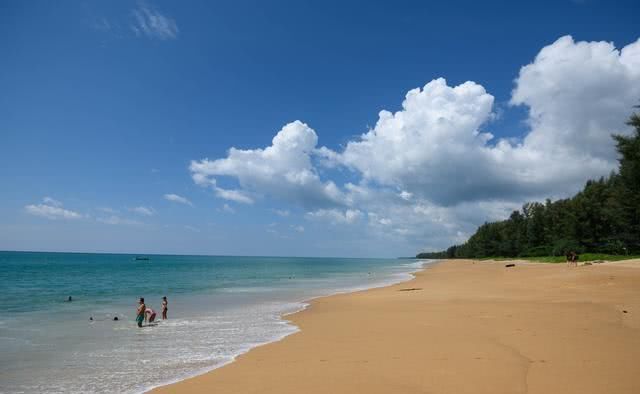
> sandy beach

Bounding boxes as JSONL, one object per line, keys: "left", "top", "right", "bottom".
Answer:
{"left": 153, "top": 259, "right": 640, "bottom": 394}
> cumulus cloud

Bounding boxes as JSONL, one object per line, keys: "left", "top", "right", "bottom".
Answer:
{"left": 214, "top": 187, "right": 254, "bottom": 204}
{"left": 511, "top": 35, "right": 640, "bottom": 162}
{"left": 306, "top": 209, "right": 363, "bottom": 225}
{"left": 189, "top": 36, "right": 640, "bottom": 251}
{"left": 25, "top": 198, "right": 82, "bottom": 220}
{"left": 163, "top": 193, "right": 193, "bottom": 206}
{"left": 190, "top": 121, "right": 346, "bottom": 209}
{"left": 131, "top": 206, "right": 155, "bottom": 216}
{"left": 322, "top": 36, "right": 640, "bottom": 207}
{"left": 131, "top": 2, "right": 178, "bottom": 40}
{"left": 324, "top": 78, "right": 496, "bottom": 205}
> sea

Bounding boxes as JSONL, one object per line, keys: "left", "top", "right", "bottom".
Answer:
{"left": 0, "top": 251, "right": 428, "bottom": 393}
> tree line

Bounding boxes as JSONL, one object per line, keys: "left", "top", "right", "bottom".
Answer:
{"left": 417, "top": 109, "right": 640, "bottom": 259}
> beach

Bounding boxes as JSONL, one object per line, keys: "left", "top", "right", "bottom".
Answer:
{"left": 154, "top": 259, "right": 640, "bottom": 394}
{"left": 0, "top": 252, "right": 422, "bottom": 393}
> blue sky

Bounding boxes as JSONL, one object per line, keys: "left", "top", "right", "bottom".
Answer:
{"left": 1, "top": 0, "right": 639, "bottom": 257}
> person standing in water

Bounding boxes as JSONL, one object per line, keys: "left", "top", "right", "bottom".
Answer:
{"left": 161, "top": 296, "right": 168, "bottom": 320}
{"left": 136, "top": 298, "right": 146, "bottom": 328}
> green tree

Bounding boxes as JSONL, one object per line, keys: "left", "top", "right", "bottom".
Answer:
{"left": 612, "top": 109, "right": 640, "bottom": 250}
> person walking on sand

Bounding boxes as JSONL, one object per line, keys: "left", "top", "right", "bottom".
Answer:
{"left": 136, "top": 298, "right": 146, "bottom": 328}
{"left": 161, "top": 296, "right": 168, "bottom": 320}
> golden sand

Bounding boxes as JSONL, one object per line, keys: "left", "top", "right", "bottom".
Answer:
{"left": 153, "top": 259, "right": 640, "bottom": 394}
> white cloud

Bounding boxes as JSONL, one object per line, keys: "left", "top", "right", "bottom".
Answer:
{"left": 221, "top": 204, "right": 235, "bottom": 213}
{"left": 214, "top": 187, "right": 254, "bottom": 204}
{"left": 366, "top": 212, "right": 393, "bottom": 226}
{"left": 356, "top": 193, "right": 520, "bottom": 251}
{"left": 306, "top": 209, "right": 362, "bottom": 225}
{"left": 320, "top": 78, "right": 496, "bottom": 205}
{"left": 187, "top": 35, "right": 640, "bottom": 252}
{"left": 398, "top": 191, "right": 412, "bottom": 201}
{"left": 190, "top": 121, "right": 346, "bottom": 209}
{"left": 364, "top": 36, "right": 635, "bottom": 249}
{"left": 163, "top": 193, "right": 193, "bottom": 206}
{"left": 291, "top": 225, "right": 305, "bottom": 233}
{"left": 511, "top": 35, "right": 640, "bottom": 163}
{"left": 131, "top": 2, "right": 178, "bottom": 40}
{"left": 25, "top": 198, "right": 82, "bottom": 220}
{"left": 131, "top": 206, "right": 155, "bottom": 216}
{"left": 322, "top": 36, "right": 640, "bottom": 207}
{"left": 97, "top": 215, "right": 142, "bottom": 226}
{"left": 273, "top": 209, "right": 290, "bottom": 217}
{"left": 42, "top": 197, "right": 63, "bottom": 207}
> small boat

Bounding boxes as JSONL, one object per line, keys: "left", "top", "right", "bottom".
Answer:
{"left": 134, "top": 256, "right": 150, "bottom": 261}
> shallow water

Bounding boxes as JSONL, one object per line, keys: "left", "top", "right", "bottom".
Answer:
{"left": 0, "top": 251, "right": 427, "bottom": 393}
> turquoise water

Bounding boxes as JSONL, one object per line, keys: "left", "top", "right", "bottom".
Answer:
{"left": 0, "top": 251, "right": 426, "bottom": 393}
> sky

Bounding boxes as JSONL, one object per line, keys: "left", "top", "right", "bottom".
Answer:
{"left": 1, "top": 0, "right": 639, "bottom": 257}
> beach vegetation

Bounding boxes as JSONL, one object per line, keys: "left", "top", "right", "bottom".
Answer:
{"left": 479, "top": 254, "right": 640, "bottom": 263}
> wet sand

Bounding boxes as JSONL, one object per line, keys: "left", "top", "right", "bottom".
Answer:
{"left": 153, "top": 259, "right": 640, "bottom": 394}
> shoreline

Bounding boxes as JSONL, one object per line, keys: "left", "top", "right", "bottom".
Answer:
{"left": 153, "top": 258, "right": 640, "bottom": 394}
{"left": 142, "top": 260, "right": 431, "bottom": 394}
